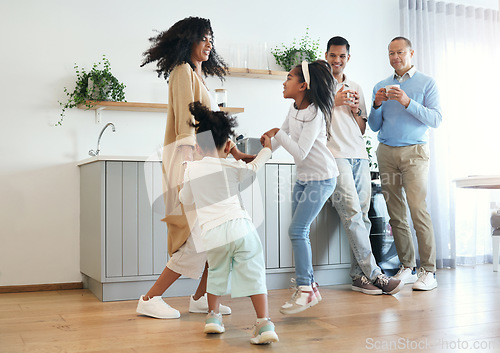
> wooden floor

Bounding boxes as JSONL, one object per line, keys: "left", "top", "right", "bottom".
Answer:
{"left": 1, "top": 265, "right": 500, "bottom": 353}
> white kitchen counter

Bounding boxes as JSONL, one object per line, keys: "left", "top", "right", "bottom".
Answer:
{"left": 79, "top": 157, "right": 349, "bottom": 301}
{"left": 77, "top": 155, "right": 160, "bottom": 166}
{"left": 77, "top": 155, "right": 294, "bottom": 166}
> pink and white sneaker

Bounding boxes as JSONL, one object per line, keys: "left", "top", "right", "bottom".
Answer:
{"left": 312, "top": 282, "right": 322, "bottom": 302}
{"left": 280, "top": 284, "right": 318, "bottom": 315}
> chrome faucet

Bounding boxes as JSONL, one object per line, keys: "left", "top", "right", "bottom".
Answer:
{"left": 89, "top": 122, "right": 116, "bottom": 156}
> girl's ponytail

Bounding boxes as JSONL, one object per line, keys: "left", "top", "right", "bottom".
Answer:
{"left": 296, "top": 60, "right": 336, "bottom": 139}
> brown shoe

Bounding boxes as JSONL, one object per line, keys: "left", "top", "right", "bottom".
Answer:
{"left": 374, "top": 274, "right": 404, "bottom": 295}
{"left": 352, "top": 276, "right": 382, "bottom": 295}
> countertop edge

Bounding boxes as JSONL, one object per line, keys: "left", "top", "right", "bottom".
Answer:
{"left": 78, "top": 156, "right": 294, "bottom": 166}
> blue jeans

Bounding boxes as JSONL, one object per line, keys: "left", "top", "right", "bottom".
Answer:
{"left": 331, "top": 158, "right": 382, "bottom": 282}
{"left": 289, "top": 178, "right": 336, "bottom": 286}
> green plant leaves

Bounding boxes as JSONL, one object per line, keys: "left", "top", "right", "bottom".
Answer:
{"left": 271, "top": 28, "right": 321, "bottom": 71}
{"left": 56, "top": 55, "right": 126, "bottom": 126}
{"left": 364, "top": 135, "right": 378, "bottom": 170}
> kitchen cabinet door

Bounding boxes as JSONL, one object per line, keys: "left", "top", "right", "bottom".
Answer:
{"left": 122, "top": 162, "right": 139, "bottom": 277}
{"left": 80, "top": 159, "right": 350, "bottom": 301}
{"left": 278, "top": 165, "right": 294, "bottom": 268}
{"left": 265, "top": 164, "right": 279, "bottom": 268}
{"left": 339, "top": 218, "right": 351, "bottom": 265}
{"left": 326, "top": 201, "right": 342, "bottom": 264}
{"left": 105, "top": 161, "right": 168, "bottom": 278}
{"left": 152, "top": 162, "right": 168, "bottom": 275}
{"left": 312, "top": 202, "right": 330, "bottom": 266}
{"left": 106, "top": 162, "right": 123, "bottom": 278}
{"left": 254, "top": 168, "right": 266, "bottom": 259}
{"left": 138, "top": 162, "right": 154, "bottom": 276}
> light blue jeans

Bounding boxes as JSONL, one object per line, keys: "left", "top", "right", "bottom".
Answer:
{"left": 331, "top": 159, "right": 382, "bottom": 282}
{"left": 289, "top": 178, "right": 336, "bottom": 286}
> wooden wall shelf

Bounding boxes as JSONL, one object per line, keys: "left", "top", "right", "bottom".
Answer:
{"left": 78, "top": 101, "right": 244, "bottom": 123}
{"left": 76, "top": 66, "right": 283, "bottom": 123}
{"left": 228, "top": 67, "right": 287, "bottom": 80}
{"left": 77, "top": 101, "right": 244, "bottom": 114}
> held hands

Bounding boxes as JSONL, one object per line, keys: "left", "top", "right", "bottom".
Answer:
{"left": 230, "top": 146, "right": 256, "bottom": 163}
{"left": 233, "top": 135, "right": 271, "bottom": 164}
{"left": 374, "top": 87, "right": 410, "bottom": 108}
{"left": 260, "top": 128, "right": 279, "bottom": 147}
{"left": 240, "top": 154, "right": 257, "bottom": 163}
{"left": 260, "top": 134, "right": 272, "bottom": 149}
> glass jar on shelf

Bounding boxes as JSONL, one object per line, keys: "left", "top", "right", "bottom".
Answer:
{"left": 215, "top": 88, "right": 227, "bottom": 108}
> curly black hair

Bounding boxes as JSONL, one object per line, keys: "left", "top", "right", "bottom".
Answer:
{"left": 141, "top": 17, "right": 227, "bottom": 81}
{"left": 188, "top": 101, "right": 237, "bottom": 151}
{"left": 294, "top": 60, "right": 336, "bottom": 139}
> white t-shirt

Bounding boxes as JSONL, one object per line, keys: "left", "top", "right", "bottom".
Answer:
{"left": 327, "top": 76, "right": 369, "bottom": 159}
{"left": 272, "top": 103, "right": 338, "bottom": 181}
{"left": 179, "top": 148, "right": 272, "bottom": 235}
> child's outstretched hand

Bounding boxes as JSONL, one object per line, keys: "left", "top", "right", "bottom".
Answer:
{"left": 260, "top": 128, "right": 279, "bottom": 147}
{"left": 261, "top": 134, "right": 272, "bottom": 149}
{"left": 240, "top": 154, "right": 257, "bottom": 163}
{"left": 231, "top": 146, "right": 256, "bottom": 163}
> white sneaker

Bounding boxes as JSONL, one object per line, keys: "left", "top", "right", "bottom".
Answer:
{"left": 204, "top": 311, "right": 225, "bottom": 334}
{"left": 136, "top": 295, "right": 180, "bottom": 319}
{"left": 393, "top": 265, "right": 418, "bottom": 284}
{"left": 189, "top": 294, "right": 231, "bottom": 315}
{"left": 412, "top": 268, "right": 437, "bottom": 291}
{"left": 250, "top": 319, "right": 279, "bottom": 345}
{"left": 280, "top": 285, "right": 318, "bottom": 315}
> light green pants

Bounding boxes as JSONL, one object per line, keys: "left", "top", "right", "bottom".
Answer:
{"left": 376, "top": 143, "right": 436, "bottom": 272}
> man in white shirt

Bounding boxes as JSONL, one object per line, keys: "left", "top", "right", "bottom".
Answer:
{"left": 326, "top": 36, "right": 402, "bottom": 295}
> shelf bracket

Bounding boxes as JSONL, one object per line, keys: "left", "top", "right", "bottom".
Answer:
{"left": 95, "top": 107, "right": 105, "bottom": 124}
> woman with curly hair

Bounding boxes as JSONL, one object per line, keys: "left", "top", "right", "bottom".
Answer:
{"left": 136, "top": 16, "right": 251, "bottom": 319}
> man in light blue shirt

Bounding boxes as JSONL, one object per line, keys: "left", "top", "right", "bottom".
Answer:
{"left": 368, "top": 37, "right": 442, "bottom": 291}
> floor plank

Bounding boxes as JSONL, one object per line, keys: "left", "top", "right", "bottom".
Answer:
{"left": 1, "top": 265, "right": 499, "bottom": 352}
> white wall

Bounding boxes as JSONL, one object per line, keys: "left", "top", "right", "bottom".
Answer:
{"left": 0, "top": 0, "right": 496, "bottom": 286}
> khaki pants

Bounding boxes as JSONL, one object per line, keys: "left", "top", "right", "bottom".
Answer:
{"left": 376, "top": 143, "right": 436, "bottom": 272}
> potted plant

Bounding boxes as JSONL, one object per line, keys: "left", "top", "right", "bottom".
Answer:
{"left": 364, "top": 135, "right": 379, "bottom": 180}
{"left": 271, "top": 28, "right": 321, "bottom": 71}
{"left": 57, "top": 55, "right": 126, "bottom": 126}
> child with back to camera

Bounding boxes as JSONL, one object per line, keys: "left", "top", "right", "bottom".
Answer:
{"left": 261, "top": 60, "right": 338, "bottom": 314}
{"left": 179, "top": 102, "right": 279, "bottom": 345}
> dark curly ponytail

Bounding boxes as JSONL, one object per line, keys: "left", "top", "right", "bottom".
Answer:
{"left": 188, "top": 102, "right": 237, "bottom": 151}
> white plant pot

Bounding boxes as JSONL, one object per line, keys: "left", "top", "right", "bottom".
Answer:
{"left": 88, "top": 77, "right": 110, "bottom": 100}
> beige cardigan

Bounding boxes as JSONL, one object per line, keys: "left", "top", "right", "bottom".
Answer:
{"left": 161, "top": 63, "right": 234, "bottom": 256}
